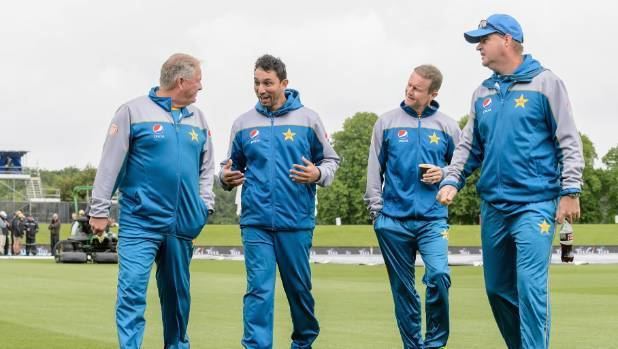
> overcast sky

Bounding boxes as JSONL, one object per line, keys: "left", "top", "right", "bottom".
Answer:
{"left": 1, "top": 0, "right": 616, "bottom": 170}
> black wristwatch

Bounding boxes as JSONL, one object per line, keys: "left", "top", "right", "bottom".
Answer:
{"left": 370, "top": 211, "right": 379, "bottom": 222}
{"left": 566, "top": 193, "right": 580, "bottom": 198}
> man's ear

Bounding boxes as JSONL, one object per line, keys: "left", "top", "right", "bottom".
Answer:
{"left": 504, "top": 34, "right": 513, "bottom": 48}
{"left": 281, "top": 79, "right": 289, "bottom": 89}
{"left": 430, "top": 90, "right": 439, "bottom": 100}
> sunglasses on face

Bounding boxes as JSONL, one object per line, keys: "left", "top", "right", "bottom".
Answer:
{"left": 478, "top": 19, "right": 506, "bottom": 36}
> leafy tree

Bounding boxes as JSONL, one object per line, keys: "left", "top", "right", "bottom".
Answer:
{"left": 208, "top": 177, "right": 239, "bottom": 224}
{"left": 579, "top": 134, "right": 603, "bottom": 223}
{"left": 601, "top": 145, "right": 618, "bottom": 223}
{"left": 317, "top": 112, "right": 378, "bottom": 224}
{"left": 40, "top": 166, "right": 96, "bottom": 201}
{"left": 447, "top": 115, "right": 481, "bottom": 224}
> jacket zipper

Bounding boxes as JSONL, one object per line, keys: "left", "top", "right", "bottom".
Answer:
{"left": 415, "top": 113, "right": 422, "bottom": 219}
{"left": 270, "top": 116, "right": 275, "bottom": 230}
{"left": 496, "top": 89, "right": 504, "bottom": 198}
{"left": 174, "top": 111, "right": 181, "bottom": 236}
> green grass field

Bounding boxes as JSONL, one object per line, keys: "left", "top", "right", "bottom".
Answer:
{"left": 40, "top": 223, "right": 618, "bottom": 247}
{"left": 0, "top": 260, "right": 616, "bottom": 348}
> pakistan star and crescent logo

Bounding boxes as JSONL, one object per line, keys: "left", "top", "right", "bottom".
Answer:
{"left": 429, "top": 132, "right": 440, "bottom": 144}
{"left": 189, "top": 129, "right": 199, "bottom": 142}
{"left": 538, "top": 219, "right": 551, "bottom": 235}
{"left": 514, "top": 94, "right": 528, "bottom": 108}
{"left": 283, "top": 128, "right": 296, "bottom": 141}
{"left": 441, "top": 230, "right": 449, "bottom": 240}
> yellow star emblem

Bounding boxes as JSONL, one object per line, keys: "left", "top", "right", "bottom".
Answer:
{"left": 514, "top": 94, "right": 528, "bottom": 108}
{"left": 429, "top": 132, "right": 440, "bottom": 144}
{"left": 538, "top": 219, "right": 551, "bottom": 234}
{"left": 441, "top": 230, "right": 449, "bottom": 240}
{"left": 283, "top": 128, "right": 296, "bottom": 141}
{"left": 189, "top": 129, "right": 199, "bottom": 142}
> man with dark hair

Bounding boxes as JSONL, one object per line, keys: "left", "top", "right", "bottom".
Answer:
{"left": 90, "top": 53, "right": 215, "bottom": 349}
{"left": 437, "top": 14, "right": 583, "bottom": 349}
{"left": 221, "top": 54, "right": 340, "bottom": 349}
{"left": 365, "top": 64, "right": 460, "bottom": 349}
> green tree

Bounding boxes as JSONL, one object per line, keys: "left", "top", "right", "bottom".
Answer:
{"left": 208, "top": 177, "right": 239, "bottom": 224}
{"left": 601, "top": 145, "right": 618, "bottom": 223}
{"left": 447, "top": 115, "right": 481, "bottom": 224}
{"left": 578, "top": 134, "right": 603, "bottom": 223}
{"left": 40, "top": 166, "right": 97, "bottom": 201}
{"left": 317, "top": 112, "right": 378, "bottom": 224}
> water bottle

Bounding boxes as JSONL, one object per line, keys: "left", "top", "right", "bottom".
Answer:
{"left": 559, "top": 221, "right": 574, "bottom": 263}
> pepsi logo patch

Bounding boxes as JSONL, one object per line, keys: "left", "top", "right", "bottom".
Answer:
{"left": 250, "top": 129, "right": 259, "bottom": 138}
{"left": 398, "top": 130, "right": 408, "bottom": 138}
{"left": 482, "top": 97, "right": 492, "bottom": 108}
{"left": 152, "top": 124, "right": 164, "bottom": 133}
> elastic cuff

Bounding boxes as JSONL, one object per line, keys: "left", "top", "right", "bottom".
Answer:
{"left": 439, "top": 180, "right": 459, "bottom": 190}
{"left": 560, "top": 188, "right": 581, "bottom": 196}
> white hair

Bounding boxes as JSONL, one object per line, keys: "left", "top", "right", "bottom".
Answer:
{"left": 159, "top": 53, "right": 200, "bottom": 90}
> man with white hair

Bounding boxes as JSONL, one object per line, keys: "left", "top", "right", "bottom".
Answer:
{"left": 48, "top": 213, "right": 61, "bottom": 255}
{"left": 90, "top": 53, "right": 215, "bottom": 349}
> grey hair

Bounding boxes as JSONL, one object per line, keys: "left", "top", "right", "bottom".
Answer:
{"left": 159, "top": 53, "right": 200, "bottom": 90}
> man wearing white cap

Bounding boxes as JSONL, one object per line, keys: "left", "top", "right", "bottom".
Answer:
{"left": 437, "top": 14, "right": 584, "bottom": 349}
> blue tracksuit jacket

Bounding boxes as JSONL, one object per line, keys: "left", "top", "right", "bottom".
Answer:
{"left": 220, "top": 89, "right": 340, "bottom": 231}
{"left": 365, "top": 100, "right": 461, "bottom": 219}
{"left": 441, "top": 55, "right": 584, "bottom": 201}
{"left": 90, "top": 87, "right": 215, "bottom": 240}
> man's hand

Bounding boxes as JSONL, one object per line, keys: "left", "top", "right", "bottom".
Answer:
{"left": 221, "top": 159, "right": 245, "bottom": 188}
{"left": 436, "top": 185, "right": 458, "bottom": 206}
{"left": 289, "top": 157, "right": 320, "bottom": 183}
{"left": 555, "top": 195, "right": 580, "bottom": 224}
{"left": 89, "top": 217, "right": 108, "bottom": 236}
{"left": 422, "top": 167, "right": 443, "bottom": 184}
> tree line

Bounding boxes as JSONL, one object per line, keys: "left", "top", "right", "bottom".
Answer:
{"left": 15, "top": 113, "right": 617, "bottom": 225}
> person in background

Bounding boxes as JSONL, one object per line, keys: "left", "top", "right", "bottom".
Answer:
{"left": 11, "top": 211, "right": 25, "bottom": 256}
{"left": 48, "top": 213, "right": 61, "bottom": 256}
{"left": 24, "top": 214, "right": 39, "bottom": 256}
{"left": 0, "top": 211, "right": 9, "bottom": 255}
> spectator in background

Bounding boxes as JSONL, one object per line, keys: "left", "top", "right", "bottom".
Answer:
{"left": 24, "top": 214, "right": 39, "bottom": 256}
{"left": 11, "top": 211, "right": 25, "bottom": 255}
{"left": 48, "top": 213, "right": 61, "bottom": 256}
{"left": 0, "top": 211, "right": 9, "bottom": 255}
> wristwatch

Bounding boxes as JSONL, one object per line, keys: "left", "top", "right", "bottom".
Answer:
{"left": 370, "top": 211, "right": 380, "bottom": 222}
{"left": 566, "top": 193, "right": 580, "bottom": 198}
